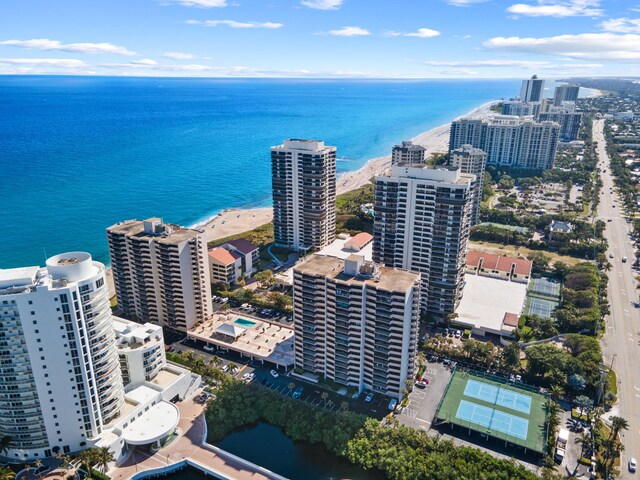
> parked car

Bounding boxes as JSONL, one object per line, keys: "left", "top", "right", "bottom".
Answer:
{"left": 629, "top": 457, "right": 637, "bottom": 473}
{"left": 195, "top": 392, "right": 210, "bottom": 404}
{"left": 388, "top": 399, "right": 398, "bottom": 411}
{"left": 622, "top": 256, "right": 628, "bottom": 263}
{"left": 609, "top": 253, "right": 614, "bottom": 258}
{"left": 270, "top": 369, "right": 279, "bottom": 378}
{"left": 509, "top": 374, "right": 515, "bottom": 382}
{"left": 243, "top": 372, "right": 255, "bottom": 382}
{"left": 414, "top": 379, "right": 428, "bottom": 389}
{"left": 515, "top": 374, "right": 522, "bottom": 382}
{"left": 292, "top": 386, "right": 304, "bottom": 399}
{"left": 455, "top": 330, "right": 461, "bottom": 338}
{"left": 203, "top": 345, "right": 215, "bottom": 352}
{"left": 221, "top": 365, "right": 229, "bottom": 372}
{"left": 365, "top": 392, "right": 374, "bottom": 402}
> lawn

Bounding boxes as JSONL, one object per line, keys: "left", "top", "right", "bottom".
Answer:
{"left": 468, "top": 240, "right": 586, "bottom": 266}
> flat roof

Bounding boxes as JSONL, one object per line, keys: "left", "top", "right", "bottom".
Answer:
{"left": 294, "top": 254, "right": 419, "bottom": 293}
{"left": 148, "top": 368, "right": 182, "bottom": 389}
{"left": 456, "top": 275, "right": 527, "bottom": 335}
{"left": 121, "top": 401, "right": 180, "bottom": 445}
{"left": 0, "top": 266, "right": 39, "bottom": 289}
{"left": 125, "top": 385, "right": 159, "bottom": 405}
{"left": 108, "top": 219, "right": 202, "bottom": 245}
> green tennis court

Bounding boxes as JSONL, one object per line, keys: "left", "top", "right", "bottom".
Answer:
{"left": 529, "top": 277, "right": 561, "bottom": 299}
{"left": 435, "top": 370, "right": 549, "bottom": 454}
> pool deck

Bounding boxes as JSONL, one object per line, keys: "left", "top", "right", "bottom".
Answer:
{"left": 188, "top": 312, "right": 295, "bottom": 367}
{"left": 109, "top": 396, "right": 286, "bottom": 480}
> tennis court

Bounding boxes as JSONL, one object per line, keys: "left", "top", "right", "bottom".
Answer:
{"left": 525, "top": 297, "right": 557, "bottom": 318}
{"left": 529, "top": 277, "right": 561, "bottom": 298}
{"left": 456, "top": 400, "right": 529, "bottom": 440}
{"left": 435, "top": 370, "right": 548, "bottom": 453}
{"left": 464, "top": 379, "right": 532, "bottom": 414}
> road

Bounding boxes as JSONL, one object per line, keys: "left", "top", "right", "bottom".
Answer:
{"left": 594, "top": 118, "right": 640, "bottom": 477}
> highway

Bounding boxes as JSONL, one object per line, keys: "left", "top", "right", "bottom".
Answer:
{"left": 595, "top": 118, "right": 640, "bottom": 478}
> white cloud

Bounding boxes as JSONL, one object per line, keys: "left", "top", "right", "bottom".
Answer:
{"left": 0, "top": 38, "right": 136, "bottom": 56}
{"left": 327, "top": 26, "right": 370, "bottom": 36}
{"left": 485, "top": 33, "right": 640, "bottom": 61}
{"left": 0, "top": 58, "right": 88, "bottom": 68}
{"left": 166, "top": 0, "right": 230, "bottom": 7}
{"left": 445, "top": 0, "right": 489, "bottom": 6}
{"left": 186, "top": 19, "right": 283, "bottom": 28}
{"left": 301, "top": 0, "right": 344, "bottom": 9}
{"left": 439, "top": 68, "right": 479, "bottom": 75}
{"left": 600, "top": 17, "right": 640, "bottom": 33}
{"left": 163, "top": 51, "right": 197, "bottom": 59}
{"left": 424, "top": 59, "right": 550, "bottom": 67}
{"left": 507, "top": 0, "right": 603, "bottom": 17}
{"left": 385, "top": 28, "right": 441, "bottom": 38}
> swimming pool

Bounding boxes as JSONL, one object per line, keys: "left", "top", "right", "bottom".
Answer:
{"left": 234, "top": 318, "right": 257, "bottom": 328}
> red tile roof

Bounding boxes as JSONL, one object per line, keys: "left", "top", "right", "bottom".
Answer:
{"left": 346, "top": 232, "right": 373, "bottom": 249}
{"left": 208, "top": 247, "right": 238, "bottom": 265}
{"left": 467, "top": 250, "right": 532, "bottom": 277}
{"left": 502, "top": 313, "right": 520, "bottom": 327}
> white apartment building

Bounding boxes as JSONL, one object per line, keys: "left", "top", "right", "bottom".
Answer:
{"left": 391, "top": 140, "right": 426, "bottom": 166}
{"left": 107, "top": 218, "right": 212, "bottom": 331}
{"left": 373, "top": 165, "right": 475, "bottom": 316}
{"left": 450, "top": 115, "right": 560, "bottom": 170}
{"left": 450, "top": 145, "right": 487, "bottom": 225}
{"left": 0, "top": 252, "right": 200, "bottom": 463}
{"left": 293, "top": 254, "right": 420, "bottom": 400}
{"left": 271, "top": 139, "right": 337, "bottom": 252}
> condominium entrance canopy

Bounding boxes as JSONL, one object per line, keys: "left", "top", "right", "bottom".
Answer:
{"left": 215, "top": 322, "right": 245, "bottom": 338}
{"left": 121, "top": 401, "right": 179, "bottom": 446}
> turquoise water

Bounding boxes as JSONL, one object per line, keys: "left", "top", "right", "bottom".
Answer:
{"left": 0, "top": 76, "right": 519, "bottom": 268}
{"left": 234, "top": 318, "right": 257, "bottom": 328}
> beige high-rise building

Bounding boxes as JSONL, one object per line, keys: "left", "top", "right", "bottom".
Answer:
{"left": 450, "top": 145, "right": 487, "bottom": 225}
{"left": 391, "top": 140, "right": 426, "bottom": 166}
{"left": 107, "top": 217, "right": 212, "bottom": 331}
{"left": 293, "top": 254, "right": 421, "bottom": 400}
{"left": 373, "top": 165, "right": 475, "bottom": 317}
{"left": 271, "top": 139, "right": 336, "bottom": 252}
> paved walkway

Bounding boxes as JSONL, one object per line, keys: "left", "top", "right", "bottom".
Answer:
{"left": 110, "top": 398, "right": 282, "bottom": 480}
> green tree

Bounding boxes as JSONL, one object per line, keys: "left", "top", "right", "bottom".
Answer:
{"left": 253, "top": 270, "right": 275, "bottom": 289}
{"left": 610, "top": 416, "right": 629, "bottom": 441}
{"left": 0, "top": 467, "right": 15, "bottom": 480}
{"left": 574, "top": 395, "right": 593, "bottom": 417}
{"left": 95, "top": 446, "right": 115, "bottom": 474}
{"left": 501, "top": 342, "right": 521, "bottom": 370}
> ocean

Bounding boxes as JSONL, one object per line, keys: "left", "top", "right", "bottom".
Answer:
{"left": 0, "top": 76, "right": 519, "bottom": 268}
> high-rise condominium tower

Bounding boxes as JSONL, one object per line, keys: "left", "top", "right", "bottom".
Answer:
{"left": 0, "top": 252, "right": 125, "bottom": 460}
{"left": 520, "top": 75, "right": 545, "bottom": 102}
{"left": 373, "top": 165, "right": 475, "bottom": 316}
{"left": 271, "top": 139, "right": 336, "bottom": 252}
{"left": 391, "top": 140, "right": 426, "bottom": 166}
{"left": 107, "top": 217, "right": 212, "bottom": 331}
{"left": 553, "top": 84, "right": 580, "bottom": 107}
{"left": 450, "top": 145, "right": 487, "bottom": 225}
{"left": 450, "top": 116, "right": 560, "bottom": 170}
{"left": 293, "top": 254, "right": 420, "bottom": 400}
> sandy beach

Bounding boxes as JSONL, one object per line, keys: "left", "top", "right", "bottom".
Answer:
{"left": 197, "top": 99, "right": 500, "bottom": 245}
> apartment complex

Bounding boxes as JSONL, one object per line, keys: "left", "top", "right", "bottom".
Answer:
{"left": 501, "top": 100, "right": 542, "bottom": 118}
{"left": 0, "top": 252, "right": 200, "bottom": 463}
{"left": 293, "top": 254, "right": 420, "bottom": 400}
{"left": 450, "top": 145, "right": 487, "bottom": 225}
{"left": 271, "top": 139, "right": 337, "bottom": 252}
{"left": 373, "top": 165, "right": 474, "bottom": 316}
{"left": 520, "top": 75, "right": 545, "bottom": 102}
{"left": 106, "top": 217, "right": 212, "bottom": 332}
{"left": 538, "top": 111, "right": 582, "bottom": 142}
{"left": 208, "top": 238, "right": 259, "bottom": 287}
{"left": 450, "top": 115, "right": 560, "bottom": 170}
{"left": 391, "top": 140, "right": 426, "bottom": 166}
{"left": 553, "top": 84, "right": 580, "bottom": 106}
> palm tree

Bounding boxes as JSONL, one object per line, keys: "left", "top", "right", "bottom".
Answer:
{"left": 0, "top": 466, "right": 15, "bottom": 480}
{"left": 340, "top": 401, "right": 349, "bottom": 412}
{"left": 549, "top": 384, "right": 564, "bottom": 401}
{"left": 321, "top": 392, "right": 329, "bottom": 406}
{"left": 32, "top": 459, "right": 42, "bottom": 478}
{"left": 95, "top": 446, "right": 115, "bottom": 474}
{"left": 575, "top": 432, "right": 593, "bottom": 456}
{"left": 227, "top": 362, "right": 237, "bottom": 375}
{"left": 77, "top": 448, "right": 97, "bottom": 477}
{"left": 610, "top": 415, "right": 629, "bottom": 441}
{"left": 287, "top": 382, "right": 295, "bottom": 394}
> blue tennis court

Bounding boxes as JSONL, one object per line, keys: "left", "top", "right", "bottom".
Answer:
{"left": 456, "top": 400, "right": 529, "bottom": 440}
{"left": 464, "top": 379, "right": 532, "bottom": 414}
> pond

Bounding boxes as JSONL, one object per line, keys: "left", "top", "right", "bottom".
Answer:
{"left": 153, "top": 422, "right": 384, "bottom": 480}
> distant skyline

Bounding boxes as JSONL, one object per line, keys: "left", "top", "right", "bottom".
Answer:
{"left": 1, "top": 0, "right": 640, "bottom": 78}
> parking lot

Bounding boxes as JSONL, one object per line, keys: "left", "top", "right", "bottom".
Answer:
{"left": 396, "top": 361, "right": 453, "bottom": 431}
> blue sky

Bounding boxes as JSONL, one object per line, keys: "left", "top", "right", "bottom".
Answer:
{"left": 1, "top": 0, "right": 639, "bottom": 78}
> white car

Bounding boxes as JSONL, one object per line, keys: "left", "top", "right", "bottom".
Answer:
{"left": 455, "top": 330, "right": 461, "bottom": 338}
{"left": 629, "top": 457, "right": 637, "bottom": 473}
{"left": 365, "top": 392, "right": 374, "bottom": 402}
{"left": 270, "top": 369, "right": 279, "bottom": 378}
{"left": 221, "top": 365, "right": 229, "bottom": 372}
{"left": 203, "top": 345, "right": 215, "bottom": 352}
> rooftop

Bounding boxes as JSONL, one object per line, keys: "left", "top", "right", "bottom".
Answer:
{"left": 456, "top": 274, "right": 527, "bottom": 335}
{"left": 108, "top": 218, "right": 203, "bottom": 245}
{"left": 294, "top": 254, "right": 419, "bottom": 293}
{"left": 345, "top": 232, "right": 373, "bottom": 250}
{"left": 208, "top": 247, "right": 239, "bottom": 265}
{"left": 467, "top": 250, "right": 532, "bottom": 277}
{"left": 225, "top": 238, "right": 259, "bottom": 255}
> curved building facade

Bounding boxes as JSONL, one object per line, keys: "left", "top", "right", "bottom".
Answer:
{"left": 0, "top": 252, "right": 124, "bottom": 462}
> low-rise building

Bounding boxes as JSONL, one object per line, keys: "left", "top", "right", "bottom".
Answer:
{"left": 345, "top": 232, "right": 373, "bottom": 252}
{"left": 466, "top": 250, "right": 532, "bottom": 283}
{"left": 208, "top": 238, "right": 260, "bottom": 287}
{"left": 548, "top": 220, "right": 573, "bottom": 240}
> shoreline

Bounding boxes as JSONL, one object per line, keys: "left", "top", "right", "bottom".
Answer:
{"left": 196, "top": 99, "right": 500, "bottom": 244}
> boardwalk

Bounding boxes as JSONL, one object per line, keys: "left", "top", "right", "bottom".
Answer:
{"left": 110, "top": 398, "right": 285, "bottom": 480}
